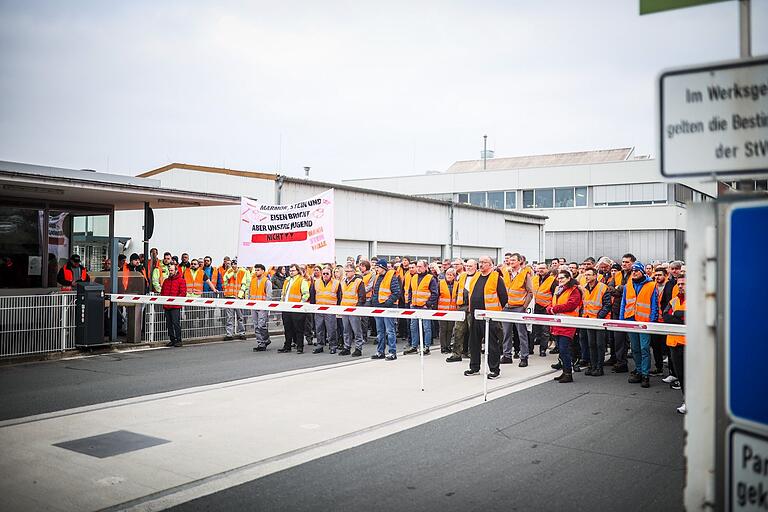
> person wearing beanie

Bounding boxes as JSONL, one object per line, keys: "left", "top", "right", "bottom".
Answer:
{"left": 370, "top": 258, "right": 401, "bottom": 361}
{"left": 620, "top": 261, "right": 659, "bottom": 388}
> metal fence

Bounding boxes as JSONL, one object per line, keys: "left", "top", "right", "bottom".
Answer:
{"left": 140, "top": 290, "right": 284, "bottom": 343}
{"left": 0, "top": 293, "right": 76, "bottom": 357}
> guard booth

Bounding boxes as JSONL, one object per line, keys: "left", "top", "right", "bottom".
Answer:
{"left": 0, "top": 160, "right": 239, "bottom": 357}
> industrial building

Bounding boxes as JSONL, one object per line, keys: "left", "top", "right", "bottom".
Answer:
{"left": 345, "top": 148, "right": 719, "bottom": 263}
{"left": 113, "top": 163, "right": 547, "bottom": 264}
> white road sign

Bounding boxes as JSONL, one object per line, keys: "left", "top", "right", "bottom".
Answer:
{"left": 729, "top": 428, "right": 768, "bottom": 511}
{"left": 659, "top": 57, "right": 768, "bottom": 178}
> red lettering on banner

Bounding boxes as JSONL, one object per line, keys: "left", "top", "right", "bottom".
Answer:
{"left": 251, "top": 231, "right": 308, "bottom": 243}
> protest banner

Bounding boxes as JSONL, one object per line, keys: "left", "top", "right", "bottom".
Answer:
{"left": 238, "top": 189, "right": 335, "bottom": 266}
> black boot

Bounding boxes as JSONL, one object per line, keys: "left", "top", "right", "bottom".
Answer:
{"left": 557, "top": 371, "right": 573, "bottom": 383}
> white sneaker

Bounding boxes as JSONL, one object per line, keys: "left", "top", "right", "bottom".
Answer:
{"left": 662, "top": 375, "right": 678, "bottom": 383}
{"left": 676, "top": 403, "right": 687, "bottom": 415}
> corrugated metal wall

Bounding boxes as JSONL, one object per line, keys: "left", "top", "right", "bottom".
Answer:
{"left": 545, "top": 229, "right": 684, "bottom": 263}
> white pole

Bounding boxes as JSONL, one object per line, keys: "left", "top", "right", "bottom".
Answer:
{"left": 419, "top": 319, "right": 425, "bottom": 391}
{"left": 483, "top": 317, "right": 490, "bottom": 401}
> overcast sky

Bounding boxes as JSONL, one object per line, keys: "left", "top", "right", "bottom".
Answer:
{"left": 1, "top": 0, "right": 766, "bottom": 182}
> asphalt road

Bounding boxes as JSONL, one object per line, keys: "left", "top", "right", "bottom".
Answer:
{"left": 0, "top": 336, "right": 371, "bottom": 421}
{"left": 169, "top": 369, "right": 685, "bottom": 512}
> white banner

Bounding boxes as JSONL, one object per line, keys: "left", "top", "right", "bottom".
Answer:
{"left": 237, "top": 189, "right": 335, "bottom": 267}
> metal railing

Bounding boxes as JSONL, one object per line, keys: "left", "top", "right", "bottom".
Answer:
{"left": 0, "top": 293, "right": 76, "bottom": 357}
{"left": 139, "top": 290, "right": 284, "bottom": 344}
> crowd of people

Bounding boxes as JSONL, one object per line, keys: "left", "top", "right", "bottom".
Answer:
{"left": 55, "top": 248, "right": 687, "bottom": 414}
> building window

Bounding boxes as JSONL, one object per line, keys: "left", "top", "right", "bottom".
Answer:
{"left": 487, "top": 191, "right": 504, "bottom": 210}
{"left": 505, "top": 191, "right": 516, "bottom": 210}
{"left": 575, "top": 186, "right": 587, "bottom": 206}
{"left": 523, "top": 190, "right": 535, "bottom": 208}
{"left": 594, "top": 183, "right": 668, "bottom": 207}
{"left": 469, "top": 192, "right": 486, "bottom": 207}
{"left": 457, "top": 193, "right": 469, "bottom": 204}
{"left": 554, "top": 188, "right": 574, "bottom": 208}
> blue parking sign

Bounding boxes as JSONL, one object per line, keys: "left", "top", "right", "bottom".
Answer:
{"left": 728, "top": 202, "right": 768, "bottom": 428}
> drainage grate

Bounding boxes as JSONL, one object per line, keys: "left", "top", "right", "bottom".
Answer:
{"left": 53, "top": 430, "right": 170, "bottom": 458}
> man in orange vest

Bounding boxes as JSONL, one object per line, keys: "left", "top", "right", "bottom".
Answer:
{"left": 620, "top": 261, "right": 659, "bottom": 388}
{"left": 310, "top": 265, "right": 341, "bottom": 353}
{"left": 437, "top": 267, "right": 458, "bottom": 355}
{"left": 500, "top": 252, "right": 533, "bottom": 367}
{"left": 339, "top": 264, "right": 366, "bottom": 356}
{"left": 581, "top": 268, "right": 612, "bottom": 376}
{"left": 222, "top": 258, "right": 248, "bottom": 341}
{"left": 278, "top": 264, "right": 310, "bottom": 353}
{"left": 403, "top": 260, "right": 438, "bottom": 356}
{"left": 56, "top": 253, "right": 90, "bottom": 291}
{"left": 531, "top": 263, "right": 557, "bottom": 357}
{"left": 358, "top": 260, "right": 375, "bottom": 340}
{"left": 398, "top": 258, "right": 416, "bottom": 340}
{"left": 245, "top": 263, "right": 272, "bottom": 351}
{"left": 464, "top": 255, "right": 508, "bottom": 379}
{"left": 609, "top": 254, "right": 636, "bottom": 373}
{"left": 370, "top": 259, "right": 401, "bottom": 361}
{"left": 662, "top": 274, "right": 686, "bottom": 414}
{"left": 446, "top": 258, "right": 475, "bottom": 363}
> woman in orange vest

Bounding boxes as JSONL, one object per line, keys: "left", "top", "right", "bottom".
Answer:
{"left": 581, "top": 268, "right": 612, "bottom": 376}
{"left": 339, "top": 264, "right": 367, "bottom": 356}
{"left": 532, "top": 263, "right": 557, "bottom": 357}
{"left": 437, "top": 268, "right": 459, "bottom": 354}
{"left": 663, "top": 274, "right": 687, "bottom": 414}
{"left": 546, "top": 269, "right": 583, "bottom": 383}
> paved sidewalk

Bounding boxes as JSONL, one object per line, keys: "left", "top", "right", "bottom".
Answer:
{"left": 0, "top": 349, "right": 554, "bottom": 511}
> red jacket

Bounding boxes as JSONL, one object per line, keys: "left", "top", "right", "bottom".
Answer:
{"left": 550, "top": 285, "right": 582, "bottom": 339}
{"left": 160, "top": 272, "right": 187, "bottom": 309}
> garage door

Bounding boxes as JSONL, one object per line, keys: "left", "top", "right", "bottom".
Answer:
{"left": 335, "top": 239, "right": 370, "bottom": 263}
{"left": 504, "top": 222, "right": 542, "bottom": 263}
{"left": 377, "top": 242, "right": 441, "bottom": 261}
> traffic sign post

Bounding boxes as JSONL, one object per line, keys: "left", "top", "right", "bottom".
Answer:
{"left": 718, "top": 199, "right": 768, "bottom": 511}
{"left": 659, "top": 57, "right": 768, "bottom": 179}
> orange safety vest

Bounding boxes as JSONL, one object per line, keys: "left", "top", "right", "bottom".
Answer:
{"left": 341, "top": 277, "right": 362, "bottom": 306}
{"left": 505, "top": 267, "right": 530, "bottom": 307}
{"left": 223, "top": 268, "right": 247, "bottom": 297}
{"left": 183, "top": 267, "right": 204, "bottom": 296}
{"left": 410, "top": 274, "right": 433, "bottom": 307}
{"left": 582, "top": 281, "right": 608, "bottom": 319}
{"left": 467, "top": 271, "right": 502, "bottom": 311}
{"left": 61, "top": 265, "right": 88, "bottom": 291}
{"left": 314, "top": 278, "right": 340, "bottom": 305}
{"left": 361, "top": 271, "right": 374, "bottom": 300}
{"left": 282, "top": 277, "right": 304, "bottom": 302}
{"left": 613, "top": 271, "right": 627, "bottom": 287}
{"left": 455, "top": 272, "right": 469, "bottom": 307}
{"left": 624, "top": 280, "right": 656, "bottom": 322}
{"left": 403, "top": 272, "right": 416, "bottom": 303}
{"left": 553, "top": 286, "right": 579, "bottom": 318}
{"left": 375, "top": 270, "right": 395, "bottom": 303}
{"left": 578, "top": 274, "right": 587, "bottom": 287}
{"left": 120, "top": 262, "right": 130, "bottom": 291}
{"left": 533, "top": 274, "right": 555, "bottom": 307}
{"left": 665, "top": 296, "right": 686, "bottom": 347}
{"left": 437, "top": 279, "right": 458, "bottom": 311}
{"left": 249, "top": 274, "right": 269, "bottom": 300}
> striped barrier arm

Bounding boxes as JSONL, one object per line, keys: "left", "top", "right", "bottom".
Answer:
{"left": 473, "top": 309, "right": 685, "bottom": 336}
{"left": 109, "top": 294, "right": 465, "bottom": 321}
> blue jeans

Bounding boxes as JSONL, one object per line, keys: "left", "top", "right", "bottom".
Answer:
{"left": 375, "top": 317, "right": 397, "bottom": 355}
{"left": 628, "top": 332, "right": 651, "bottom": 376}
{"left": 557, "top": 335, "right": 573, "bottom": 371}
{"left": 409, "top": 318, "right": 432, "bottom": 348}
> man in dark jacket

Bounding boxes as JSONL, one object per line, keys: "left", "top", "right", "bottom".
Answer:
{"left": 161, "top": 263, "right": 187, "bottom": 347}
{"left": 465, "top": 256, "right": 508, "bottom": 379}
